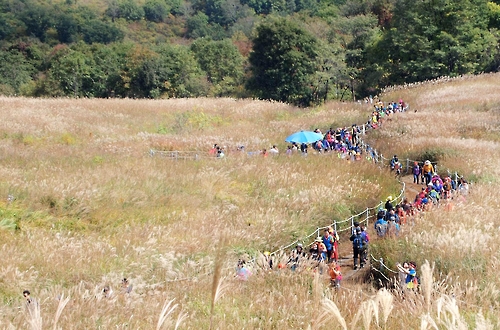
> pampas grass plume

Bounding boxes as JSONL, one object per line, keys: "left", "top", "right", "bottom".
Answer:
{"left": 156, "top": 298, "right": 178, "bottom": 330}
{"left": 421, "top": 260, "right": 434, "bottom": 312}
{"left": 321, "top": 298, "right": 347, "bottom": 330}
{"left": 377, "top": 288, "right": 393, "bottom": 327}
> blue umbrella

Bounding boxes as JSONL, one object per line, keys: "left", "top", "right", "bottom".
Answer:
{"left": 285, "top": 130, "right": 323, "bottom": 144}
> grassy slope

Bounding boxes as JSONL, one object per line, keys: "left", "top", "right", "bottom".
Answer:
{"left": 0, "top": 73, "right": 499, "bottom": 328}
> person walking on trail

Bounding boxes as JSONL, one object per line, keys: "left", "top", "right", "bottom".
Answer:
{"left": 328, "top": 261, "right": 342, "bottom": 288}
{"left": 412, "top": 162, "right": 421, "bottom": 184}
{"left": 390, "top": 155, "right": 399, "bottom": 171}
{"left": 329, "top": 226, "right": 340, "bottom": 262}
{"left": 322, "top": 229, "right": 334, "bottom": 263}
{"left": 288, "top": 243, "right": 306, "bottom": 271}
{"left": 422, "top": 160, "right": 434, "bottom": 185}
{"left": 350, "top": 228, "right": 367, "bottom": 270}
{"left": 385, "top": 196, "right": 394, "bottom": 212}
{"left": 360, "top": 225, "right": 369, "bottom": 265}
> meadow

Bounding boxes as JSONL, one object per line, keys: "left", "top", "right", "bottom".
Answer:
{"left": 0, "top": 73, "right": 500, "bottom": 329}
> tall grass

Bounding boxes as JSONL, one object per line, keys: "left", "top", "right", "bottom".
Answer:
{"left": 1, "top": 73, "right": 500, "bottom": 328}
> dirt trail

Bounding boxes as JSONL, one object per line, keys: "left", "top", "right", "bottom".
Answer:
{"left": 335, "top": 174, "right": 420, "bottom": 282}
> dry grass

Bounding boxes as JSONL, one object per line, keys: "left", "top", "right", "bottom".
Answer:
{"left": 1, "top": 73, "right": 500, "bottom": 328}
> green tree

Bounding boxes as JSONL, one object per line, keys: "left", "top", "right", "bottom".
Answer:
{"left": 81, "top": 20, "right": 124, "bottom": 44}
{"left": 144, "top": 0, "right": 170, "bottom": 22}
{"left": 106, "top": 0, "right": 145, "bottom": 21}
{"left": 191, "top": 38, "right": 244, "bottom": 95}
{"left": 0, "top": 49, "right": 36, "bottom": 94}
{"left": 487, "top": 1, "right": 500, "bottom": 28}
{"left": 19, "top": 3, "right": 56, "bottom": 42}
{"left": 360, "top": 0, "right": 499, "bottom": 94}
{"left": 55, "top": 12, "right": 79, "bottom": 44}
{"left": 46, "top": 43, "right": 96, "bottom": 97}
{"left": 186, "top": 12, "right": 227, "bottom": 39}
{"left": 334, "top": 13, "right": 379, "bottom": 98}
{"left": 247, "top": 17, "right": 319, "bottom": 106}
{"left": 0, "top": 13, "right": 25, "bottom": 40}
{"left": 204, "top": 0, "right": 253, "bottom": 26}
{"left": 241, "top": 0, "right": 272, "bottom": 14}
{"left": 133, "top": 45, "right": 208, "bottom": 98}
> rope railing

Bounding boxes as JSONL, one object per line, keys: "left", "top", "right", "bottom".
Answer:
{"left": 149, "top": 149, "right": 202, "bottom": 160}
{"left": 379, "top": 155, "right": 464, "bottom": 185}
{"left": 267, "top": 175, "right": 406, "bottom": 257}
{"left": 370, "top": 266, "right": 392, "bottom": 282}
{"left": 370, "top": 254, "right": 399, "bottom": 274}
{"left": 154, "top": 105, "right": 467, "bottom": 284}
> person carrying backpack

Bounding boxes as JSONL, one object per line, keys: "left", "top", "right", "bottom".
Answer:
{"left": 390, "top": 155, "right": 399, "bottom": 171}
{"left": 350, "top": 228, "right": 367, "bottom": 269}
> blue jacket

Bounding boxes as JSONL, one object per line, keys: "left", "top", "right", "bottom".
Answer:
{"left": 322, "top": 235, "right": 333, "bottom": 250}
{"left": 374, "top": 218, "right": 387, "bottom": 230}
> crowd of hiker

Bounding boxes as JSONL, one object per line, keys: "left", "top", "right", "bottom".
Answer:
{"left": 210, "top": 98, "right": 408, "bottom": 160}
{"left": 233, "top": 98, "right": 468, "bottom": 292}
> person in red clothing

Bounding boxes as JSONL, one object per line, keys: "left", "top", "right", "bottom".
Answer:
{"left": 328, "top": 261, "right": 342, "bottom": 288}
{"left": 328, "top": 226, "right": 340, "bottom": 262}
{"left": 209, "top": 144, "right": 218, "bottom": 155}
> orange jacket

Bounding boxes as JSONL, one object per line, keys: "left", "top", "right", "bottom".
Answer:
{"left": 422, "top": 163, "right": 434, "bottom": 174}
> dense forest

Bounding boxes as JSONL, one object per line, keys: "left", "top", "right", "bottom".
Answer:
{"left": 1, "top": 0, "right": 500, "bottom": 105}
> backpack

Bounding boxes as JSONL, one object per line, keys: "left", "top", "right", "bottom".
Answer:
{"left": 353, "top": 235, "right": 365, "bottom": 250}
{"left": 375, "top": 223, "right": 387, "bottom": 237}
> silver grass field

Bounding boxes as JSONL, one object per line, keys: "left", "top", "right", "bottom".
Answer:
{"left": 0, "top": 73, "right": 500, "bottom": 329}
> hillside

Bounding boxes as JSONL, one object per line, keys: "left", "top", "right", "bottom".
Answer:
{"left": 0, "top": 73, "right": 500, "bottom": 328}
{"left": 1, "top": 0, "right": 500, "bottom": 104}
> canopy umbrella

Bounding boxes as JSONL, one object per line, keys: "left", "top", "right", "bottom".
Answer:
{"left": 285, "top": 131, "right": 323, "bottom": 144}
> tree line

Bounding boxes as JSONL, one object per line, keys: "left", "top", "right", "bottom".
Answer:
{"left": 1, "top": 0, "right": 500, "bottom": 106}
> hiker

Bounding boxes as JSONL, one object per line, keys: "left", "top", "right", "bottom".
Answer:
{"left": 263, "top": 251, "right": 273, "bottom": 269}
{"left": 316, "top": 238, "right": 328, "bottom": 263}
{"left": 269, "top": 145, "right": 279, "bottom": 155}
{"left": 22, "top": 290, "right": 39, "bottom": 311}
{"left": 216, "top": 146, "right": 225, "bottom": 158}
{"left": 385, "top": 196, "right": 394, "bottom": 212}
{"left": 397, "top": 262, "right": 410, "bottom": 291}
{"left": 458, "top": 176, "right": 469, "bottom": 195}
{"left": 102, "top": 285, "right": 113, "bottom": 298}
{"left": 350, "top": 227, "right": 367, "bottom": 269}
{"left": 322, "top": 229, "right": 334, "bottom": 263}
{"left": 443, "top": 177, "right": 452, "bottom": 199}
{"left": 412, "top": 162, "right": 421, "bottom": 184}
{"left": 288, "top": 243, "right": 306, "bottom": 271}
{"left": 386, "top": 216, "right": 400, "bottom": 237}
{"left": 397, "top": 261, "right": 418, "bottom": 289}
{"left": 121, "top": 278, "right": 133, "bottom": 294}
{"left": 360, "top": 225, "right": 370, "bottom": 264}
{"left": 309, "top": 241, "right": 319, "bottom": 260}
{"left": 396, "top": 204, "right": 406, "bottom": 225}
{"left": 236, "top": 260, "right": 252, "bottom": 281}
{"left": 374, "top": 214, "right": 388, "bottom": 237}
{"left": 209, "top": 144, "right": 218, "bottom": 156}
{"left": 328, "top": 261, "right": 342, "bottom": 288}
{"left": 300, "top": 143, "right": 308, "bottom": 154}
{"left": 23, "top": 290, "right": 32, "bottom": 305}
{"left": 390, "top": 155, "right": 399, "bottom": 170}
{"left": 422, "top": 160, "right": 434, "bottom": 185}
{"left": 329, "top": 226, "right": 340, "bottom": 262}
{"left": 429, "top": 187, "right": 440, "bottom": 205}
